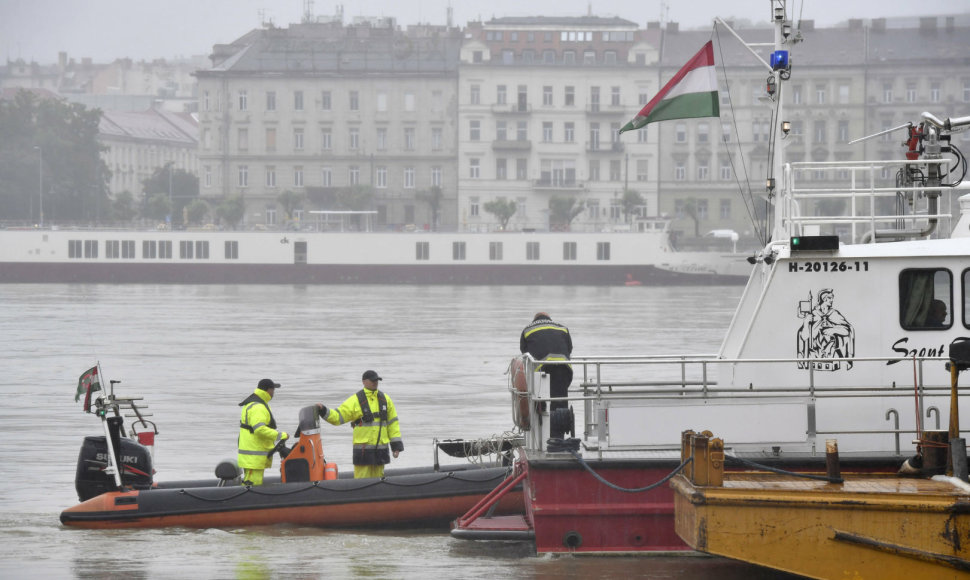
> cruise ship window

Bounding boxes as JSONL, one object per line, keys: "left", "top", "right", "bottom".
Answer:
{"left": 899, "top": 269, "right": 952, "bottom": 330}
{"left": 415, "top": 241, "right": 429, "bottom": 261}
{"left": 452, "top": 242, "right": 466, "bottom": 261}
{"left": 489, "top": 242, "right": 503, "bottom": 261}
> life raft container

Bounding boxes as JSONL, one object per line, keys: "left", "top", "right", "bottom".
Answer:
{"left": 510, "top": 355, "right": 531, "bottom": 431}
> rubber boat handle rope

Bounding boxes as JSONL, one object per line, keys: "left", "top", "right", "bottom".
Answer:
{"left": 567, "top": 450, "right": 693, "bottom": 493}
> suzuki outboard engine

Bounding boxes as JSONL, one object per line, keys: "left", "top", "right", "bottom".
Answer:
{"left": 74, "top": 435, "right": 154, "bottom": 501}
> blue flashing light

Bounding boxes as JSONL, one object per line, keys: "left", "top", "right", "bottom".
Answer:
{"left": 770, "top": 50, "right": 789, "bottom": 71}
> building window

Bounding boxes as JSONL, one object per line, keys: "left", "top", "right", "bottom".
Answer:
{"left": 543, "top": 86, "right": 553, "bottom": 106}
{"left": 265, "top": 207, "right": 276, "bottom": 226}
{"left": 516, "top": 159, "right": 527, "bottom": 180}
{"left": 611, "top": 86, "right": 620, "bottom": 106}
{"left": 470, "top": 120, "right": 481, "bottom": 141}
{"left": 376, "top": 127, "right": 387, "bottom": 151}
{"left": 564, "top": 86, "right": 575, "bottom": 106}
{"left": 238, "top": 89, "right": 248, "bottom": 111}
{"left": 590, "top": 86, "right": 600, "bottom": 112}
{"left": 266, "top": 166, "right": 276, "bottom": 188}
{"left": 349, "top": 128, "right": 359, "bottom": 150}
{"left": 321, "top": 128, "right": 332, "bottom": 150}
{"left": 526, "top": 241, "right": 540, "bottom": 260}
{"left": 564, "top": 122, "right": 574, "bottom": 142}
{"left": 415, "top": 241, "right": 429, "bottom": 260}
{"left": 349, "top": 166, "right": 359, "bottom": 185}
{"left": 349, "top": 90, "right": 359, "bottom": 110}
{"left": 838, "top": 84, "right": 850, "bottom": 104}
{"left": 697, "top": 162, "right": 709, "bottom": 180}
{"left": 838, "top": 120, "right": 849, "bottom": 142}
{"left": 676, "top": 123, "right": 687, "bottom": 143}
{"left": 563, "top": 241, "right": 577, "bottom": 260}
{"left": 294, "top": 166, "right": 304, "bottom": 187}
{"left": 496, "top": 158, "right": 507, "bottom": 180}
{"left": 588, "top": 159, "right": 600, "bottom": 181}
{"left": 431, "top": 127, "right": 443, "bottom": 151}
{"left": 489, "top": 241, "right": 503, "bottom": 260}
{"left": 814, "top": 121, "right": 827, "bottom": 144}
{"left": 720, "top": 199, "right": 731, "bottom": 219}
{"left": 321, "top": 167, "right": 332, "bottom": 187}
{"left": 404, "top": 167, "right": 415, "bottom": 189}
{"left": 237, "top": 128, "right": 248, "bottom": 151}
{"left": 431, "top": 166, "right": 442, "bottom": 187}
{"left": 377, "top": 92, "right": 388, "bottom": 112}
{"left": 405, "top": 128, "right": 415, "bottom": 150}
{"left": 674, "top": 163, "right": 685, "bottom": 181}
{"left": 609, "top": 160, "right": 621, "bottom": 181}
{"left": 720, "top": 161, "right": 732, "bottom": 180}
{"left": 293, "top": 128, "right": 304, "bottom": 150}
{"left": 376, "top": 166, "right": 387, "bottom": 188}
{"left": 791, "top": 85, "right": 802, "bottom": 105}
{"left": 294, "top": 90, "right": 304, "bottom": 111}
{"left": 238, "top": 165, "right": 249, "bottom": 187}
{"left": 265, "top": 128, "right": 276, "bottom": 151}
{"left": 321, "top": 91, "right": 331, "bottom": 110}
{"left": 497, "top": 85, "right": 507, "bottom": 105}
{"left": 452, "top": 242, "right": 466, "bottom": 260}
{"left": 635, "top": 160, "right": 649, "bottom": 182}
{"left": 470, "top": 84, "right": 480, "bottom": 105}
{"left": 225, "top": 241, "right": 238, "bottom": 259}
{"left": 266, "top": 91, "right": 276, "bottom": 111}
{"left": 470, "top": 197, "right": 479, "bottom": 217}
{"left": 203, "top": 165, "right": 212, "bottom": 188}
{"left": 906, "top": 82, "right": 917, "bottom": 103}
{"left": 542, "top": 122, "right": 553, "bottom": 142}
{"left": 469, "top": 158, "right": 480, "bottom": 179}
{"left": 883, "top": 82, "right": 893, "bottom": 103}
{"left": 589, "top": 122, "right": 600, "bottom": 150}
{"left": 930, "top": 82, "right": 941, "bottom": 103}
{"left": 516, "top": 121, "right": 528, "bottom": 141}
{"left": 815, "top": 84, "right": 825, "bottom": 105}
{"left": 596, "top": 242, "right": 611, "bottom": 261}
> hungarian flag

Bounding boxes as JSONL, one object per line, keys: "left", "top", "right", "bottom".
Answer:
{"left": 619, "top": 40, "right": 719, "bottom": 134}
{"left": 75, "top": 365, "right": 101, "bottom": 412}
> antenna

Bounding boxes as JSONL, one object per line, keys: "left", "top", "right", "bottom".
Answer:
{"left": 303, "top": 0, "right": 314, "bottom": 23}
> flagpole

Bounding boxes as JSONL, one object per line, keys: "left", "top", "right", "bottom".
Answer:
{"left": 95, "top": 361, "right": 123, "bottom": 489}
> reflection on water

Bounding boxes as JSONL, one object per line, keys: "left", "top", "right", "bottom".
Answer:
{"left": 0, "top": 283, "right": 797, "bottom": 578}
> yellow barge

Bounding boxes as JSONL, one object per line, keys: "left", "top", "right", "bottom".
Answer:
{"left": 672, "top": 430, "right": 970, "bottom": 579}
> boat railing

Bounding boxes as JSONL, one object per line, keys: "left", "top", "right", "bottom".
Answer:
{"left": 513, "top": 353, "right": 955, "bottom": 458}
{"left": 781, "top": 159, "right": 961, "bottom": 243}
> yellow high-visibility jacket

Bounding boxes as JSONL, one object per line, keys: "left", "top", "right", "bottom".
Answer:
{"left": 324, "top": 388, "right": 403, "bottom": 465}
{"left": 237, "top": 389, "right": 286, "bottom": 470}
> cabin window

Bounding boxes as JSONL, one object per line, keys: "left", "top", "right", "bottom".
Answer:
{"left": 69, "top": 240, "right": 82, "bottom": 258}
{"left": 415, "top": 242, "right": 429, "bottom": 261}
{"left": 489, "top": 242, "right": 503, "bottom": 261}
{"left": 195, "top": 241, "right": 209, "bottom": 260}
{"left": 106, "top": 240, "right": 120, "bottom": 259}
{"left": 225, "top": 241, "right": 238, "bottom": 260}
{"left": 899, "top": 269, "right": 952, "bottom": 330}
{"left": 122, "top": 241, "right": 135, "bottom": 259}
{"left": 143, "top": 240, "right": 157, "bottom": 259}
{"left": 964, "top": 270, "right": 970, "bottom": 329}
{"left": 84, "top": 240, "right": 98, "bottom": 258}
{"left": 526, "top": 242, "right": 540, "bottom": 261}
{"left": 179, "top": 241, "right": 194, "bottom": 260}
{"left": 452, "top": 242, "right": 466, "bottom": 261}
{"left": 159, "top": 241, "right": 172, "bottom": 259}
{"left": 563, "top": 242, "right": 577, "bottom": 261}
{"left": 597, "top": 242, "right": 611, "bottom": 261}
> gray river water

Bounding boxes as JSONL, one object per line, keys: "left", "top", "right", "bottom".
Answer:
{"left": 0, "top": 283, "right": 801, "bottom": 579}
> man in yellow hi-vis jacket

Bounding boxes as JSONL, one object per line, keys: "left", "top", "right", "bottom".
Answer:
{"left": 318, "top": 370, "right": 403, "bottom": 479}
{"left": 237, "top": 378, "right": 288, "bottom": 486}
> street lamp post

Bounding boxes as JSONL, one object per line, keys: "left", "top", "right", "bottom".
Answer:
{"left": 33, "top": 146, "right": 43, "bottom": 227}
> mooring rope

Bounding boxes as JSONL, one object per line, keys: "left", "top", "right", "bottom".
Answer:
{"left": 724, "top": 453, "right": 844, "bottom": 484}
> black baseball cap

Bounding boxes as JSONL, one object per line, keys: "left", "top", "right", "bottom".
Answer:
{"left": 258, "top": 378, "right": 280, "bottom": 390}
{"left": 362, "top": 370, "right": 382, "bottom": 382}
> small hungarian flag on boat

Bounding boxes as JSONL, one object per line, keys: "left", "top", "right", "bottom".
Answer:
{"left": 75, "top": 365, "right": 101, "bottom": 412}
{"left": 619, "top": 40, "right": 719, "bottom": 134}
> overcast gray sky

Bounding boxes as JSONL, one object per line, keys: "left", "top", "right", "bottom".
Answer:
{"left": 2, "top": 0, "right": 967, "bottom": 63}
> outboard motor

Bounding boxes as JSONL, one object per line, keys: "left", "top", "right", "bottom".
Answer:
{"left": 74, "top": 435, "right": 153, "bottom": 501}
{"left": 280, "top": 405, "right": 338, "bottom": 483}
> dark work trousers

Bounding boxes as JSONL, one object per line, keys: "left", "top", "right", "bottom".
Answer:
{"left": 546, "top": 365, "right": 574, "bottom": 411}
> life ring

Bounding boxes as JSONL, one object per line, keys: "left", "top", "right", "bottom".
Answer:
{"left": 510, "top": 355, "right": 531, "bottom": 431}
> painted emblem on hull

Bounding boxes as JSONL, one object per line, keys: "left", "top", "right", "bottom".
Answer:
{"left": 796, "top": 289, "right": 855, "bottom": 370}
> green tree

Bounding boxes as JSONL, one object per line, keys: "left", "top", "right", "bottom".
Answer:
{"left": 277, "top": 189, "right": 306, "bottom": 221}
{"left": 483, "top": 197, "right": 517, "bottom": 230}
{"left": 143, "top": 193, "right": 172, "bottom": 223}
{"left": 620, "top": 189, "right": 645, "bottom": 224}
{"left": 216, "top": 194, "right": 246, "bottom": 230}
{"left": 334, "top": 185, "right": 374, "bottom": 211}
{"left": 416, "top": 186, "right": 444, "bottom": 231}
{"left": 111, "top": 190, "right": 137, "bottom": 223}
{"left": 0, "top": 90, "right": 109, "bottom": 223}
{"left": 548, "top": 195, "right": 585, "bottom": 231}
{"left": 682, "top": 198, "right": 701, "bottom": 237}
{"left": 142, "top": 162, "right": 198, "bottom": 227}
{"left": 185, "top": 199, "right": 209, "bottom": 225}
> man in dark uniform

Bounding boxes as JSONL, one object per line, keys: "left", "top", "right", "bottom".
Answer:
{"left": 520, "top": 312, "right": 573, "bottom": 411}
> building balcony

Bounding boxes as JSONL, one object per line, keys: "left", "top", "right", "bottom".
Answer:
{"left": 585, "top": 104, "right": 627, "bottom": 116}
{"left": 533, "top": 179, "right": 585, "bottom": 192}
{"left": 586, "top": 141, "right": 624, "bottom": 154}
{"left": 491, "top": 104, "right": 532, "bottom": 115}
{"left": 492, "top": 139, "right": 532, "bottom": 151}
